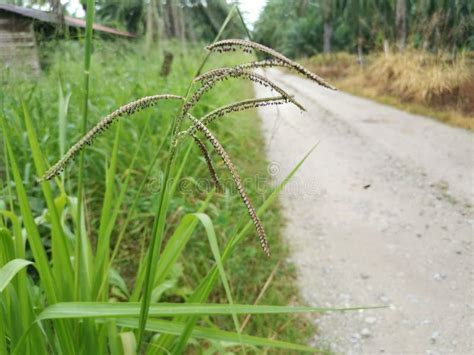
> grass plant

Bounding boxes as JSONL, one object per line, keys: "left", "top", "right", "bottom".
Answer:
{"left": 0, "top": 6, "right": 356, "bottom": 354}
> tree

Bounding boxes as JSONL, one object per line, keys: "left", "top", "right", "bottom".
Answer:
{"left": 373, "top": 0, "right": 395, "bottom": 54}
{"left": 321, "top": 0, "right": 334, "bottom": 53}
{"left": 395, "top": 0, "right": 407, "bottom": 51}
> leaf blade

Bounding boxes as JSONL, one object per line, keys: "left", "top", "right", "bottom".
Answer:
{"left": 0, "top": 259, "right": 33, "bottom": 292}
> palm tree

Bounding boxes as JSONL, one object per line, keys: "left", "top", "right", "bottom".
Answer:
{"left": 395, "top": 0, "right": 407, "bottom": 51}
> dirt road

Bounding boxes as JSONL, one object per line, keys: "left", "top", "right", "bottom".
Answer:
{"left": 254, "top": 69, "right": 474, "bottom": 354}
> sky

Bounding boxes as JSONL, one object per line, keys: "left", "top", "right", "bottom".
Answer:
{"left": 236, "top": 0, "right": 267, "bottom": 29}
{"left": 64, "top": 0, "right": 267, "bottom": 29}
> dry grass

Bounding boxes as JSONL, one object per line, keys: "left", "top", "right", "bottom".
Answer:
{"left": 302, "top": 50, "right": 474, "bottom": 130}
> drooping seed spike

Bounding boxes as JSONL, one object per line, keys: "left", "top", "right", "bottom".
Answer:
{"left": 184, "top": 96, "right": 289, "bottom": 137}
{"left": 40, "top": 94, "right": 184, "bottom": 181}
{"left": 187, "top": 68, "right": 305, "bottom": 113}
{"left": 192, "top": 135, "right": 222, "bottom": 192}
{"left": 235, "top": 59, "right": 291, "bottom": 71}
{"left": 188, "top": 114, "right": 270, "bottom": 257}
{"left": 206, "top": 39, "right": 336, "bottom": 90}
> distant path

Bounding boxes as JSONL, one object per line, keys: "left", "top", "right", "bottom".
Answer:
{"left": 254, "top": 69, "right": 474, "bottom": 354}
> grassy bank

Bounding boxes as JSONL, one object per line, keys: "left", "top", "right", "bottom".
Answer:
{"left": 301, "top": 51, "right": 474, "bottom": 130}
{"left": 0, "top": 39, "right": 314, "bottom": 352}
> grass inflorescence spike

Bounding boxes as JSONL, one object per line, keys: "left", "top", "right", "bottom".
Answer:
{"left": 40, "top": 94, "right": 184, "bottom": 181}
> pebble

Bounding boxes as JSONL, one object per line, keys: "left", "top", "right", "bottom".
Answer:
{"left": 351, "top": 333, "right": 361, "bottom": 342}
{"left": 361, "top": 328, "right": 371, "bottom": 338}
{"left": 433, "top": 273, "right": 447, "bottom": 281}
{"left": 360, "top": 273, "right": 370, "bottom": 280}
{"left": 365, "top": 316, "right": 377, "bottom": 324}
{"left": 380, "top": 295, "right": 390, "bottom": 303}
{"left": 431, "top": 331, "right": 440, "bottom": 343}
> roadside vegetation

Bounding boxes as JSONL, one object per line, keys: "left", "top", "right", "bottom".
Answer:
{"left": 0, "top": 3, "right": 347, "bottom": 352}
{"left": 301, "top": 51, "right": 474, "bottom": 130}
{"left": 254, "top": 0, "right": 473, "bottom": 130}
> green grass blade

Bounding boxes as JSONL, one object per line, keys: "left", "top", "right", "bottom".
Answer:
{"left": 0, "top": 259, "right": 32, "bottom": 292}
{"left": 58, "top": 81, "right": 71, "bottom": 159}
{"left": 94, "top": 122, "right": 122, "bottom": 299}
{"left": 136, "top": 150, "right": 174, "bottom": 350}
{"left": 22, "top": 102, "right": 74, "bottom": 299}
{"left": 0, "top": 211, "right": 24, "bottom": 258}
{"left": 0, "top": 227, "right": 15, "bottom": 264}
{"left": 161, "top": 144, "right": 320, "bottom": 350}
{"left": 3, "top": 109, "right": 75, "bottom": 355}
{"left": 37, "top": 302, "right": 364, "bottom": 320}
{"left": 107, "top": 320, "right": 121, "bottom": 355}
{"left": 117, "top": 318, "right": 321, "bottom": 353}
{"left": 75, "top": 0, "right": 95, "bottom": 301}
{"left": 151, "top": 215, "right": 198, "bottom": 289}
{"left": 173, "top": 213, "right": 242, "bottom": 355}
{"left": 0, "top": 222, "right": 38, "bottom": 351}
{"left": 0, "top": 301, "right": 7, "bottom": 354}
{"left": 0, "top": 118, "right": 57, "bottom": 304}
{"left": 137, "top": 131, "right": 197, "bottom": 349}
{"left": 95, "top": 116, "right": 153, "bottom": 300}
{"left": 120, "top": 331, "right": 136, "bottom": 354}
{"left": 130, "top": 194, "right": 213, "bottom": 303}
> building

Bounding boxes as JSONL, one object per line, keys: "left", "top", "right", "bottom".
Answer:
{"left": 0, "top": 4, "right": 134, "bottom": 74}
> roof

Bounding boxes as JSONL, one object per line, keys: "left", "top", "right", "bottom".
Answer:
{"left": 0, "top": 4, "right": 135, "bottom": 38}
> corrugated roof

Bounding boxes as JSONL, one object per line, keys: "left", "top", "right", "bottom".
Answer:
{"left": 0, "top": 4, "right": 135, "bottom": 38}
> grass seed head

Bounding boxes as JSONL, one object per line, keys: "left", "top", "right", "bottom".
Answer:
{"left": 192, "top": 135, "right": 222, "bottom": 192}
{"left": 191, "top": 68, "right": 305, "bottom": 112}
{"left": 207, "top": 39, "right": 336, "bottom": 90}
{"left": 184, "top": 96, "right": 289, "bottom": 137}
{"left": 40, "top": 94, "right": 184, "bottom": 181}
{"left": 189, "top": 114, "right": 270, "bottom": 257}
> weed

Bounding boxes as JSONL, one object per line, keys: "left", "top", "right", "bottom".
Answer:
{"left": 0, "top": 7, "right": 346, "bottom": 354}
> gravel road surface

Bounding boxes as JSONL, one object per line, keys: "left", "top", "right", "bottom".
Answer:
{"left": 254, "top": 69, "right": 474, "bottom": 354}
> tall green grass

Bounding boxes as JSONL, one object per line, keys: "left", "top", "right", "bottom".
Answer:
{"left": 0, "top": 7, "right": 357, "bottom": 354}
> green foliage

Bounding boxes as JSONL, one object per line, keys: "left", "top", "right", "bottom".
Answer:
{"left": 254, "top": 0, "right": 474, "bottom": 58}
{"left": 0, "top": 38, "right": 322, "bottom": 352}
{"left": 94, "top": 0, "right": 245, "bottom": 41}
{"left": 0, "top": 2, "right": 356, "bottom": 348}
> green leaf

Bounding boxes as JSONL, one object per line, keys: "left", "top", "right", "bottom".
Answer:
{"left": 187, "top": 213, "right": 243, "bottom": 355}
{"left": 163, "top": 143, "right": 321, "bottom": 351}
{"left": 117, "top": 318, "right": 319, "bottom": 353}
{"left": 37, "top": 302, "right": 362, "bottom": 320}
{"left": 22, "top": 102, "right": 74, "bottom": 299}
{"left": 0, "top": 227, "right": 15, "bottom": 265}
{"left": 0, "top": 259, "right": 32, "bottom": 292}
{"left": 0, "top": 117, "right": 57, "bottom": 303}
{"left": 58, "top": 81, "right": 71, "bottom": 159}
{"left": 94, "top": 121, "right": 122, "bottom": 299}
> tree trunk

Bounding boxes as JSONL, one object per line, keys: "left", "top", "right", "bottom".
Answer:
{"left": 323, "top": 21, "right": 333, "bottom": 54}
{"left": 177, "top": 2, "right": 186, "bottom": 44}
{"left": 145, "top": 0, "right": 154, "bottom": 51}
{"left": 396, "top": 0, "right": 407, "bottom": 51}
{"left": 155, "top": 0, "right": 164, "bottom": 42}
{"left": 298, "top": 0, "right": 309, "bottom": 16}
{"left": 170, "top": 0, "right": 180, "bottom": 38}
{"left": 383, "top": 38, "right": 390, "bottom": 56}
{"left": 164, "top": 0, "right": 176, "bottom": 38}
{"left": 357, "top": 37, "right": 364, "bottom": 65}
